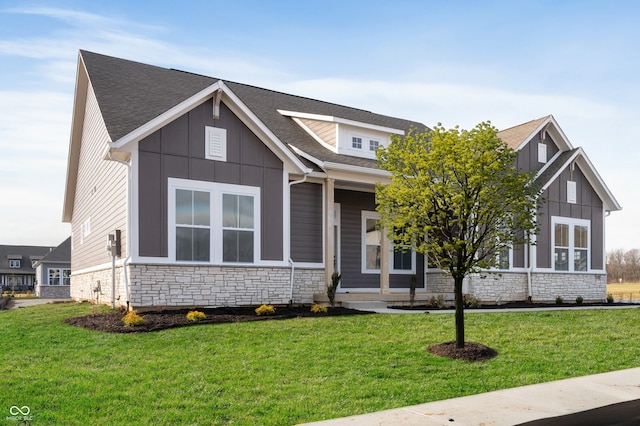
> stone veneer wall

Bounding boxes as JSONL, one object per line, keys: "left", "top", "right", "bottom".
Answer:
{"left": 72, "top": 264, "right": 325, "bottom": 309}
{"left": 426, "top": 271, "right": 607, "bottom": 304}
{"left": 36, "top": 285, "right": 71, "bottom": 299}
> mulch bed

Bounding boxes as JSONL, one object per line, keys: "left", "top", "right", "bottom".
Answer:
{"left": 64, "top": 306, "right": 371, "bottom": 334}
{"left": 428, "top": 341, "right": 498, "bottom": 362}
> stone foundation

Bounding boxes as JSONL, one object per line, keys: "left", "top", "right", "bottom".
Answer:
{"left": 426, "top": 271, "right": 607, "bottom": 304}
{"left": 71, "top": 263, "right": 325, "bottom": 309}
{"left": 36, "top": 285, "right": 71, "bottom": 299}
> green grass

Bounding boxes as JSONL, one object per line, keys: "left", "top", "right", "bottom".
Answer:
{"left": 1, "top": 303, "right": 639, "bottom": 425}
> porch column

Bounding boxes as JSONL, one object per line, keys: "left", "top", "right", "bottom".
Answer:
{"left": 324, "top": 178, "right": 335, "bottom": 289}
{"left": 380, "top": 226, "right": 390, "bottom": 294}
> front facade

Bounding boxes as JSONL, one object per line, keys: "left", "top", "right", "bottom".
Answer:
{"left": 63, "top": 51, "right": 620, "bottom": 309}
{"left": 0, "top": 245, "right": 55, "bottom": 293}
{"left": 34, "top": 238, "right": 71, "bottom": 298}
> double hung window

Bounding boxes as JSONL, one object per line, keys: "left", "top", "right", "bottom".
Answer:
{"left": 169, "top": 179, "right": 260, "bottom": 264}
{"left": 552, "top": 217, "right": 589, "bottom": 272}
{"left": 48, "top": 268, "right": 71, "bottom": 285}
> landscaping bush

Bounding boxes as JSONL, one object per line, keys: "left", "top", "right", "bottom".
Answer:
{"left": 255, "top": 304, "right": 276, "bottom": 316}
{"left": 186, "top": 311, "right": 207, "bottom": 322}
{"left": 463, "top": 294, "right": 482, "bottom": 308}
{"left": 122, "top": 310, "right": 145, "bottom": 326}
{"left": 555, "top": 296, "right": 564, "bottom": 305}
{"left": 327, "top": 272, "right": 341, "bottom": 307}
{"left": 575, "top": 296, "right": 584, "bottom": 305}
{"left": 428, "top": 294, "right": 446, "bottom": 308}
{"left": 606, "top": 293, "right": 614, "bottom": 304}
{"left": 310, "top": 304, "right": 328, "bottom": 314}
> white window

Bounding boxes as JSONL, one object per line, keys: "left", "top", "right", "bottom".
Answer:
{"left": 369, "top": 139, "right": 380, "bottom": 152}
{"left": 351, "top": 136, "right": 363, "bottom": 150}
{"left": 169, "top": 178, "right": 260, "bottom": 264}
{"left": 552, "top": 217, "right": 590, "bottom": 272}
{"left": 361, "top": 211, "right": 415, "bottom": 274}
{"left": 495, "top": 247, "right": 511, "bottom": 270}
{"left": 9, "top": 259, "right": 20, "bottom": 268}
{"left": 538, "top": 143, "right": 547, "bottom": 163}
{"left": 205, "top": 126, "right": 227, "bottom": 162}
{"left": 48, "top": 268, "right": 71, "bottom": 285}
{"left": 567, "top": 181, "right": 577, "bottom": 204}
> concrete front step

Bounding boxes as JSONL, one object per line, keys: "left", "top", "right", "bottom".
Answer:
{"left": 341, "top": 301, "right": 388, "bottom": 310}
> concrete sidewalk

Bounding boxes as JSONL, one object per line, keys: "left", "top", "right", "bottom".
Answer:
{"left": 6, "top": 298, "right": 73, "bottom": 309}
{"left": 299, "top": 368, "right": 640, "bottom": 425}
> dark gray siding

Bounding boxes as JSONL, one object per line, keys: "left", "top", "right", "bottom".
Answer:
{"left": 138, "top": 100, "right": 284, "bottom": 261}
{"left": 290, "top": 182, "right": 323, "bottom": 263}
{"left": 335, "top": 189, "right": 425, "bottom": 289}
{"left": 537, "top": 165, "right": 603, "bottom": 269}
{"left": 516, "top": 132, "right": 560, "bottom": 173}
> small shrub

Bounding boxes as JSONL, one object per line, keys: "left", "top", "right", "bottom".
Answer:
{"left": 428, "top": 294, "right": 446, "bottom": 308}
{"left": 122, "top": 310, "right": 145, "bottom": 327}
{"left": 328, "top": 272, "right": 341, "bottom": 307}
{"left": 606, "top": 293, "right": 614, "bottom": 304}
{"left": 186, "top": 311, "right": 207, "bottom": 322}
{"left": 255, "top": 304, "right": 276, "bottom": 316}
{"left": 310, "top": 304, "right": 328, "bottom": 314}
{"left": 575, "top": 296, "right": 584, "bottom": 305}
{"left": 555, "top": 296, "right": 564, "bottom": 305}
{"left": 463, "top": 294, "right": 482, "bottom": 309}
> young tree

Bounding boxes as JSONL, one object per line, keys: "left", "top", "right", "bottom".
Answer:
{"left": 376, "top": 122, "right": 541, "bottom": 348}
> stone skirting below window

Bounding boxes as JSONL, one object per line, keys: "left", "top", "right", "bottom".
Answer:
{"left": 71, "top": 264, "right": 325, "bottom": 309}
{"left": 426, "top": 271, "right": 607, "bottom": 304}
{"left": 36, "top": 285, "right": 71, "bottom": 299}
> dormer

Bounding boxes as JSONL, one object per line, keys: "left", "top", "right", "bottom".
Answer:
{"left": 278, "top": 110, "right": 405, "bottom": 160}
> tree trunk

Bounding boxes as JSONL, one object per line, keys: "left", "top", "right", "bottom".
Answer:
{"left": 454, "top": 274, "right": 465, "bottom": 348}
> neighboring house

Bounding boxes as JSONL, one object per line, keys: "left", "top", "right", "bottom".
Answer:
{"left": 63, "top": 51, "right": 620, "bottom": 309}
{"left": 34, "top": 237, "right": 71, "bottom": 298}
{"left": 0, "top": 245, "right": 55, "bottom": 293}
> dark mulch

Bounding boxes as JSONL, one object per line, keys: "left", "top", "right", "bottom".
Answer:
{"left": 391, "top": 301, "right": 632, "bottom": 311}
{"left": 64, "top": 306, "right": 372, "bottom": 333}
{"left": 428, "top": 341, "right": 498, "bottom": 362}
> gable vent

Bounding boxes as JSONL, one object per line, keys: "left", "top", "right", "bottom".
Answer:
{"left": 567, "top": 181, "right": 577, "bottom": 204}
{"left": 205, "top": 126, "right": 227, "bottom": 162}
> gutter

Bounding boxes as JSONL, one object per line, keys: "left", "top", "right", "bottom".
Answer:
{"left": 107, "top": 150, "right": 133, "bottom": 310}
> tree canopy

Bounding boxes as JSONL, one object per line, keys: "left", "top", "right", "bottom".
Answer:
{"left": 376, "top": 122, "right": 542, "bottom": 348}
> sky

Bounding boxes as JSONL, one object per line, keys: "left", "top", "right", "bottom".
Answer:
{"left": 0, "top": 0, "right": 638, "bottom": 252}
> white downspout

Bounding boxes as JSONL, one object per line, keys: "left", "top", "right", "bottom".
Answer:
{"left": 108, "top": 150, "right": 132, "bottom": 310}
{"left": 287, "top": 174, "right": 308, "bottom": 305}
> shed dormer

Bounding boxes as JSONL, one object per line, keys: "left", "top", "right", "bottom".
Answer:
{"left": 278, "top": 110, "right": 405, "bottom": 160}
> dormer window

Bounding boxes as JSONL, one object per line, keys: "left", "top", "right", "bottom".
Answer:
{"left": 351, "top": 136, "right": 362, "bottom": 149}
{"left": 369, "top": 139, "right": 380, "bottom": 152}
{"left": 9, "top": 259, "right": 20, "bottom": 268}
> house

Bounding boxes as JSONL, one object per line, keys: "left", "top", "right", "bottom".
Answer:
{"left": 63, "top": 51, "right": 620, "bottom": 309}
{"left": 0, "top": 244, "right": 55, "bottom": 293}
{"left": 34, "top": 237, "right": 71, "bottom": 298}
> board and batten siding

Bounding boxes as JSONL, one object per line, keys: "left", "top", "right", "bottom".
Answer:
{"left": 290, "top": 182, "right": 323, "bottom": 263}
{"left": 536, "top": 164, "right": 604, "bottom": 270}
{"left": 299, "top": 119, "right": 337, "bottom": 147}
{"left": 516, "top": 132, "right": 560, "bottom": 174}
{"left": 137, "top": 99, "right": 284, "bottom": 261}
{"left": 71, "top": 84, "right": 128, "bottom": 271}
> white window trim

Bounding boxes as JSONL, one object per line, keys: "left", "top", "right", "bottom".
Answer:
{"left": 361, "top": 211, "right": 416, "bottom": 274}
{"left": 551, "top": 216, "right": 590, "bottom": 272}
{"left": 9, "top": 259, "right": 20, "bottom": 268}
{"left": 47, "top": 268, "right": 71, "bottom": 285}
{"left": 168, "top": 178, "right": 261, "bottom": 265}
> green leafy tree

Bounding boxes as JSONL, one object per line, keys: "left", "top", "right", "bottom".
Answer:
{"left": 376, "top": 122, "right": 541, "bottom": 348}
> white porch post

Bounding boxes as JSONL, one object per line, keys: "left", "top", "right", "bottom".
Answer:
{"left": 380, "top": 225, "right": 390, "bottom": 294}
{"left": 324, "top": 178, "right": 335, "bottom": 290}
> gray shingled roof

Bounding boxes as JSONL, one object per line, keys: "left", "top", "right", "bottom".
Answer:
{"left": 0, "top": 245, "right": 54, "bottom": 275}
{"left": 80, "top": 51, "right": 428, "bottom": 170}
{"left": 37, "top": 237, "right": 71, "bottom": 264}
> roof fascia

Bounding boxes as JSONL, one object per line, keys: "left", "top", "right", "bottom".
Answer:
{"left": 109, "top": 81, "right": 224, "bottom": 149}
{"left": 219, "top": 84, "right": 312, "bottom": 174}
{"left": 62, "top": 53, "right": 89, "bottom": 223}
{"left": 513, "top": 115, "right": 573, "bottom": 152}
{"left": 278, "top": 109, "right": 405, "bottom": 135}
{"left": 540, "top": 148, "right": 621, "bottom": 212}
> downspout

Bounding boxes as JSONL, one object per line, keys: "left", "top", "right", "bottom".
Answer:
{"left": 288, "top": 174, "right": 309, "bottom": 305}
{"left": 108, "top": 150, "right": 132, "bottom": 311}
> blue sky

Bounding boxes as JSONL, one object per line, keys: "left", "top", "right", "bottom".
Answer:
{"left": 0, "top": 0, "right": 638, "bottom": 251}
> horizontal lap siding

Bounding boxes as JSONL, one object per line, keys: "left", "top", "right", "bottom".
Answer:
{"left": 300, "top": 119, "right": 336, "bottom": 147}
{"left": 290, "top": 182, "right": 323, "bottom": 263}
{"left": 138, "top": 100, "right": 284, "bottom": 261}
{"left": 72, "top": 85, "right": 127, "bottom": 271}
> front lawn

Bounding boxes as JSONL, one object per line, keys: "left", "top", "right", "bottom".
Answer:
{"left": 1, "top": 303, "right": 639, "bottom": 425}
